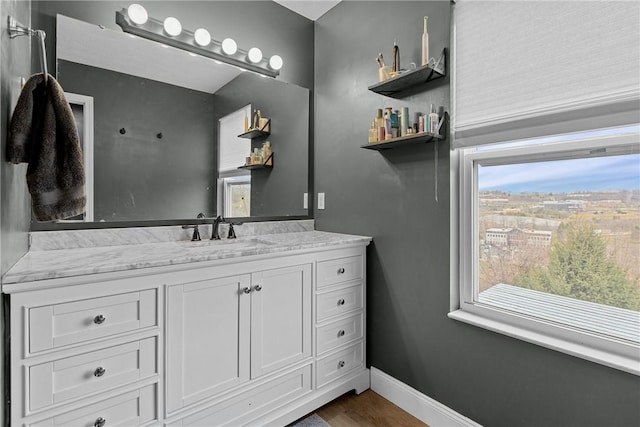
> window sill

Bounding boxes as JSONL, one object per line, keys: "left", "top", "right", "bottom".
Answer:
{"left": 448, "top": 306, "right": 640, "bottom": 376}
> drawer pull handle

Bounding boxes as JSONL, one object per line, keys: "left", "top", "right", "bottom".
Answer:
{"left": 243, "top": 287, "right": 252, "bottom": 294}
{"left": 337, "top": 299, "right": 345, "bottom": 306}
{"left": 337, "top": 267, "right": 346, "bottom": 274}
{"left": 337, "top": 360, "right": 345, "bottom": 369}
{"left": 254, "top": 284, "right": 263, "bottom": 292}
{"left": 337, "top": 329, "right": 345, "bottom": 338}
{"left": 93, "top": 314, "right": 106, "bottom": 325}
{"left": 94, "top": 417, "right": 106, "bottom": 427}
{"left": 94, "top": 366, "right": 106, "bottom": 377}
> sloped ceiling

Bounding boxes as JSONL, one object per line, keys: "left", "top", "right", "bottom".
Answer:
{"left": 273, "top": 0, "right": 341, "bottom": 21}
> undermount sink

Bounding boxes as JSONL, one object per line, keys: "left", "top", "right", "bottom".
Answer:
{"left": 175, "top": 237, "right": 272, "bottom": 249}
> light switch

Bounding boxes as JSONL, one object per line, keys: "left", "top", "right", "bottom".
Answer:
{"left": 303, "top": 193, "right": 308, "bottom": 209}
{"left": 318, "top": 192, "right": 325, "bottom": 210}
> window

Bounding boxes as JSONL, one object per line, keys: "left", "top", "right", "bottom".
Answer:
{"left": 451, "top": 129, "right": 640, "bottom": 374}
{"left": 450, "top": 0, "right": 639, "bottom": 374}
{"left": 222, "top": 176, "right": 250, "bottom": 218}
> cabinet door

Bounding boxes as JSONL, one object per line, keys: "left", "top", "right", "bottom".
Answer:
{"left": 251, "top": 264, "right": 312, "bottom": 378}
{"left": 166, "top": 274, "right": 251, "bottom": 413}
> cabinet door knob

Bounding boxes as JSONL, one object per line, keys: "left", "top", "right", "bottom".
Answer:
{"left": 337, "top": 329, "right": 345, "bottom": 338}
{"left": 337, "top": 267, "right": 345, "bottom": 274}
{"left": 254, "top": 285, "right": 263, "bottom": 292}
{"left": 94, "top": 417, "right": 106, "bottom": 427}
{"left": 337, "top": 360, "right": 345, "bottom": 369}
{"left": 243, "top": 287, "right": 252, "bottom": 294}
{"left": 93, "top": 314, "right": 106, "bottom": 325}
{"left": 94, "top": 366, "right": 106, "bottom": 377}
{"left": 337, "top": 298, "right": 345, "bottom": 306}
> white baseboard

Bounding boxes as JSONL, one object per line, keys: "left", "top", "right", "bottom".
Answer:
{"left": 370, "top": 367, "right": 482, "bottom": 427}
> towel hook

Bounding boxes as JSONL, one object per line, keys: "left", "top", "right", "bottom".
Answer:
{"left": 8, "top": 16, "right": 48, "bottom": 84}
{"left": 8, "top": 16, "right": 37, "bottom": 38}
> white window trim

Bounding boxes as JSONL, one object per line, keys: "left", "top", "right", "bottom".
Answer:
{"left": 449, "top": 131, "right": 640, "bottom": 376}
{"left": 61, "top": 92, "right": 94, "bottom": 222}
{"left": 221, "top": 175, "right": 250, "bottom": 218}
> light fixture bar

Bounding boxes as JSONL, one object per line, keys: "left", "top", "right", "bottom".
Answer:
{"left": 115, "top": 9, "right": 280, "bottom": 78}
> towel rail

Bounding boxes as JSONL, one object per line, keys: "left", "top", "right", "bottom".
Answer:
{"left": 8, "top": 16, "right": 48, "bottom": 84}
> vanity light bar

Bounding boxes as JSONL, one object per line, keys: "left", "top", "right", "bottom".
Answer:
{"left": 115, "top": 8, "right": 281, "bottom": 78}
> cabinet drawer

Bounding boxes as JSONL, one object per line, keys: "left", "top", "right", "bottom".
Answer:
{"left": 316, "top": 313, "right": 363, "bottom": 355}
{"left": 316, "top": 283, "right": 363, "bottom": 322}
{"left": 30, "top": 383, "right": 156, "bottom": 426}
{"left": 29, "top": 290, "right": 157, "bottom": 353}
{"left": 29, "top": 337, "right": 157, "bottom": 413}
{"left": 316, "top": 342, "right": 364, "bottom": 388}
{"left": 317, "top": 256, "right": 363, "bottom": 289}
{"left": 171, "top": 365, "right": 312, "bottom": 427}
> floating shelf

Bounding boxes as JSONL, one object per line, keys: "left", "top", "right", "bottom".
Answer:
{"left": 368, "top": 48, "right": 446, "bottom": 97}
{"left": 238, "top": 153, "right": 273, "bottom": 170}
{"left": 360, "top": 132, "right": 444, "bottom": 151}
{"left": 238, "top": 128, "right": 270, "bottom": 139}
{"left": 238, "top": 163, "right": 273, "bottom": 170}
{"left": 238, "top": 119, "right": 271, "bottom": 139}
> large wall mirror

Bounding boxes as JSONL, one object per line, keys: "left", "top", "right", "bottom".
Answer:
{"left": 34, "top": 12, "right": 310, "bottom": 228}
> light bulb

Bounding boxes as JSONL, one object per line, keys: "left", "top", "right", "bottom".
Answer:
{"left": 247, "top": 47, "right": 263, "bottom": 64}
{"left": 193, "top": 28, "right": 211, "bottom": 47}
{"left": 221, "top": 38, "right": 237, "bottom": 55}
{"left": 269, "top": 55, "right": 283, "bottom": 71}
{"left": 127, "top": 4, "right": 148, "bottom": 25}
{"left": 163, "top": 17, "right": 182, "bottom": 37}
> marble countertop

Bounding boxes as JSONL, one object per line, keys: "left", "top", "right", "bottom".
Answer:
{"left": 3, "top": 230, "right": 371, "bottom": 285}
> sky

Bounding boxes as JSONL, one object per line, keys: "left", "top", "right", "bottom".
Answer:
{"left": 479, "top": 154, "right": 640, "bottom": 194}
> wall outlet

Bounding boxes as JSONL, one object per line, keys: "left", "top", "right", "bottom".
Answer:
{"left": 303, "top": 193, "right": 308, "bottom": 209}
{"left": 318, "top": 192, "right": 325, "bottom": 210}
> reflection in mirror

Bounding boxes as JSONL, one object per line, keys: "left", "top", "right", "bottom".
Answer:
{"left": 50, "top": 14, "right": 309, "bottom": 225}
{"left": 64, "top": 93, "right": 94, "bottom": 222}
{"left": 218, "top": 105, "right": 252, "bottom": 217}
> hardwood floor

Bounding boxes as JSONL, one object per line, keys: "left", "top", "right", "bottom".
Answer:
{"left": 312, "top": 390, "right": 429, "bottom": 427}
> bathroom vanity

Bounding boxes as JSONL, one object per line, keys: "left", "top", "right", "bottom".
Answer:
{"left": 2, "top": 222, "right": 371, "bottom": 426}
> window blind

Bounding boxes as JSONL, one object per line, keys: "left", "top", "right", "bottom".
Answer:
{"left": 452, "top": 0, "right": 640, "bottom": 148}
{"left": 219, "top": 105, "right": 251, "bottom": 174}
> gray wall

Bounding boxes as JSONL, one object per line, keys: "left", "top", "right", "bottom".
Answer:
{"left": 1, "top": 3, "right": 32, "bottom": 425}
{"left": 1, "top": 0, "right": 31, "bottom": 275}
{"left": 212, "top": 73, "right": 309, "bottom": 218}
{"left": 314, "top": 2, "right": 640, "bottom": 426}
{"left": 58, "top": 60, "right": 217, "bottom": 222}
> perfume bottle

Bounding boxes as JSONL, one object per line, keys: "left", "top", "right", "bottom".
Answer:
{"left": 376, "top": 109, "right": 385, "bottom": 142}
{"left": 368, "top": 120, "right": 378, "bottom": 143}
{"left": 421, "top": 16, "right": 429, "bottom": 66}
{"left": 429, "top": 104, "right": 439, "bottom": 134}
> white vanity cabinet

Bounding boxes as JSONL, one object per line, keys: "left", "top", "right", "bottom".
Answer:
{"left": 315, "top": 254, "right": 365, "bottom": 388}
{"left": 4, "top": 238, "right": 370, "bottom": 427}
{"left": 165, "top": 263, "right": 312, "bottom": 414}
{"left": 8, "top": 283, "right": 161, "bottom": 427}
